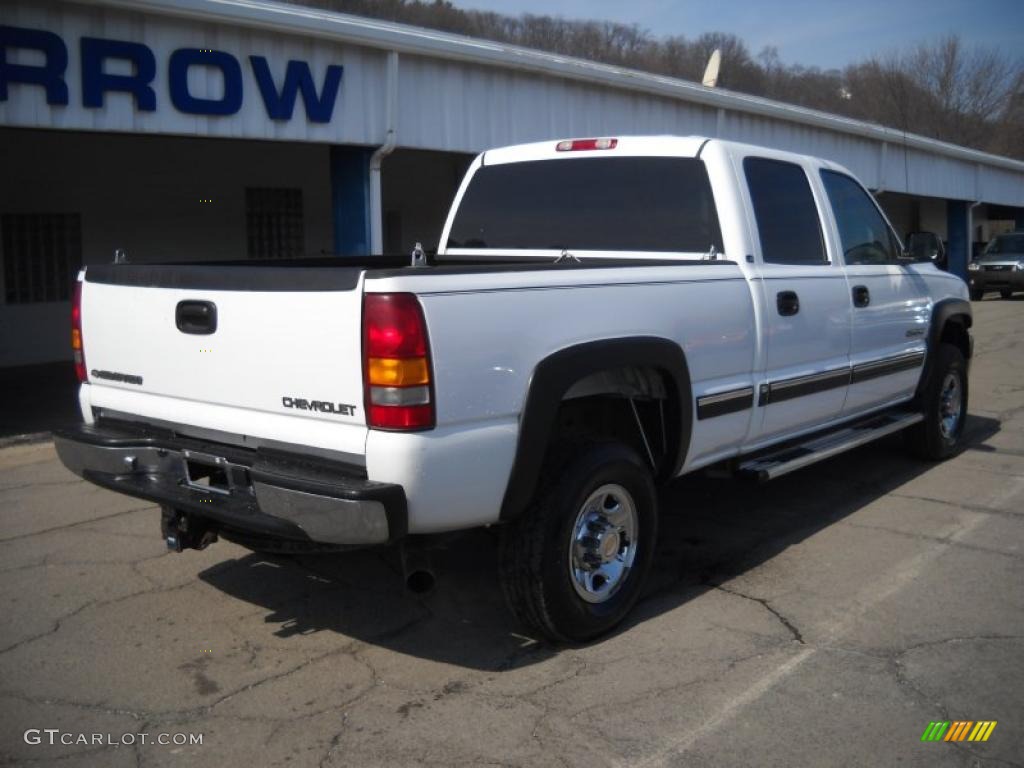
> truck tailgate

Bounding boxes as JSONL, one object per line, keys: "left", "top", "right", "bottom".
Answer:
{"left": 79, "top": 264, "right": 367, "bottom": 454}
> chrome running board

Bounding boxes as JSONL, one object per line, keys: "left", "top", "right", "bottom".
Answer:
{"left": 738, "top": 411, "right": 924, "bottom": 481}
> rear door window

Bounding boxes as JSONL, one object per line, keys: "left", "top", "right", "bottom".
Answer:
{"left": 447, "top": 156, "right": 723, "bottom": 253}
{"left": 744, "top": 157, "right": 827, "bottom": 265}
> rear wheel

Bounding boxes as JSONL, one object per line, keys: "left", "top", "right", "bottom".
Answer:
{"left": 904, "top": 343, "right": 967, "bottom": 460}
{"left": 499, "top": 441, "right": 657, "bottom": 643}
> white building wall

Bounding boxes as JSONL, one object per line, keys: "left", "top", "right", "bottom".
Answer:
{"left": 396, "top": 54, "right": 721, "bottom": 153}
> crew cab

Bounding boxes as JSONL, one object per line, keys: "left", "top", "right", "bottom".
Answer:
{"left": 55, "top": 136, "right": 972, "bottom": 642}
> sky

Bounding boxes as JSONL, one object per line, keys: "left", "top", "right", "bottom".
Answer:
{"left": 451, "top": 0, "right": 1024, "bottom": 71}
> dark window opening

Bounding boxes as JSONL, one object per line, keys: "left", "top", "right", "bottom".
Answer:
{"left": 744, "top": 157, "right": 826, "bottom": 266}
{"left": 1, "top": 213, "right": 82, "bottom": 304}
{"left": 384, "top": 210, "right": 403, "bottom": 254}
{"left": 245, "top": 188, "right": 304, "bottom": 259}
{"left": 447, "top": 156, "right": 724, "bottom": 253}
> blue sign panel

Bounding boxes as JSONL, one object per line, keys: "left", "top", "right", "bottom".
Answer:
{"left": 0, "top": 24, "right": 344, "bottom": 122}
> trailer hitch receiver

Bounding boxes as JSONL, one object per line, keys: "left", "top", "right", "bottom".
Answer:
{"left": 161, "top": 507, "right": 218, "bottom": 552}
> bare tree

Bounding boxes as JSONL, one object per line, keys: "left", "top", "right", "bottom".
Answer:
{"left": 285, "top": 0, "right": 1024, "bottom": 160}
{"left": 842, "top": 36, "right": 1023, "bottom": 155}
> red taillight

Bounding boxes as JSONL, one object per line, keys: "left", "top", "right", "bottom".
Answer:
{"left": 363, "top": 293, "right": 434, "bottom": 430}
{"left": 71, "top": 279, "right": 86, "bottom": 383}
{"left": 555, "top": 138, "right": 618, "bottom": 152}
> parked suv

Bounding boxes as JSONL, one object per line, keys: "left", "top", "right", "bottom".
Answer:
{"left": 968, "top": 232, "right": 1024, "bottom": 299}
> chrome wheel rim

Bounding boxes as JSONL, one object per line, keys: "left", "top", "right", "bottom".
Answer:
{"left": 569, "top": 484, "right": 639, "bottom": 604}
{"left": 938, "top": 372, "right": 962, "bottom": 440}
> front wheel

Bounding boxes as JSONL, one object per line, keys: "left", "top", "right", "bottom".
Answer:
{"left": 904, "top": 343, "right": 968, "bottom": 460}
{"left": 1001, "top": 289, "right": 1013, "bottom": 299}
{"left": 498, "top": 441, "right": 657, "bottom": 643}
{"left": 969, "top": 288, "right": 984, "bottom": 301}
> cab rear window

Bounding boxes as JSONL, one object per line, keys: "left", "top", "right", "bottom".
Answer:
{"left": 447, "top": 157, "right": 724, "bottom": 253}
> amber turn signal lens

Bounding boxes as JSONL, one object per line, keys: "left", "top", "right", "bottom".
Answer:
{"left": 367, "top": 356, "right": 430, "bottom": 387}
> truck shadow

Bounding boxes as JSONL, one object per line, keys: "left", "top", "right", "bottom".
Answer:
{"left": 198, "top": 413, "right": 1001, "bottom": 671}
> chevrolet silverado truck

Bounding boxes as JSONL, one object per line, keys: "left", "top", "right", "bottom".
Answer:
{"left": 55, "top": 136, "right": 972, "bottom": 642}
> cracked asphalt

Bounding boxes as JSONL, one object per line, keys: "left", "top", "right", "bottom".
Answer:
{"left": 2, "top": 298, "right": 1023, "bottom": 768}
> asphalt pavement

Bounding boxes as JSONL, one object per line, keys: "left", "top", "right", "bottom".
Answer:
{"left": 1, "top": 297, "right": 1022, "bottom": 767}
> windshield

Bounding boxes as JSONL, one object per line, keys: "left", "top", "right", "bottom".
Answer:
{"left": 447, "top": 156, "right": 724, "bottom": 253}
{"left": 983, "top": 234, "right": 1024, "bottom": 256}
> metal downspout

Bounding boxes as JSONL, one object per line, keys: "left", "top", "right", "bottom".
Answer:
{"left": 968, "top": 200, "right": 982, "bottom": 262}
{"left": 369, "top": 51, "right": 399, "bottom": 255}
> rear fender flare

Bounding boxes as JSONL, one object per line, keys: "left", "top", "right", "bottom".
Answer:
{"left": 498, "top": 337, "right": 692, "bottom": 522}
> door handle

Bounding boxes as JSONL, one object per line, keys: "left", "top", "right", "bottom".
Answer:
{"left": 852, "top": 285, "right": 870, "bottom": 308}
{"left": 176, "top": 300, "right": 218, "bottom": 335}
{"left": 776, "top": 290, "right": 800, "bottom": 316}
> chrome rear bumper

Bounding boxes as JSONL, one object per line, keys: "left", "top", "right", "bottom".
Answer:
{"left": 54, "top": 421, "right": 406, "bottom": 547}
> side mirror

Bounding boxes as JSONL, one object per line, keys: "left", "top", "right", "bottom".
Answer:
{"left": 905, "top": 231, "right": 943, "bottom": 264}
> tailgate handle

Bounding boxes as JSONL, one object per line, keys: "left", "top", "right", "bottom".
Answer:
{"left": 176, "top": 300, "right": 217, "bottom": 335}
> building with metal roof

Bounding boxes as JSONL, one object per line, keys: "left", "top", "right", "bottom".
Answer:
{"left": 1, "top": 0, "right": 1022, "bottom": 367}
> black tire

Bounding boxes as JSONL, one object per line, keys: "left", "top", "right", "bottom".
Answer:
{"left": 969, "top": 288, "right": 984, "bottom": 301}
{"left": 904, "top": 343, "right": 968, "bottom": 461}
{"left": 498, "top": 441, "right": 658, "bottom": 643}
{"left": 1000, "top": 289, "right": 1013, "bottom": 299}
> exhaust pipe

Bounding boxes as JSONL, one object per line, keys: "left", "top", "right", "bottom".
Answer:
{"left": 400, "top": 543, "right": 436, "bottom": 594}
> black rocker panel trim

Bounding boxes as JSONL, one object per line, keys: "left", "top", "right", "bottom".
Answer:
{"left": 758, "top": 368, "right": 851, "bottom": 406}
{"left": 758, "top": 348, "right": 927, "bottom": 407}
{"left": 696, "top": 387, "right": 754, "bottom": 420}
{"left": 850, "top": 351, "right": 925, "bottom": 384}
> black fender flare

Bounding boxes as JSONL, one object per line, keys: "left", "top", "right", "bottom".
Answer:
{"left": 917, "top": 297, "right": 972, "bottom": 397}
{"left": 499, "top": 336, "right": 692, "bottom": 522}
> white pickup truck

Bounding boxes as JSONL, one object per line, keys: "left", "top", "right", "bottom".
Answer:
{"left": 56, "top": 136, "right": 972, "bottom": 642}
